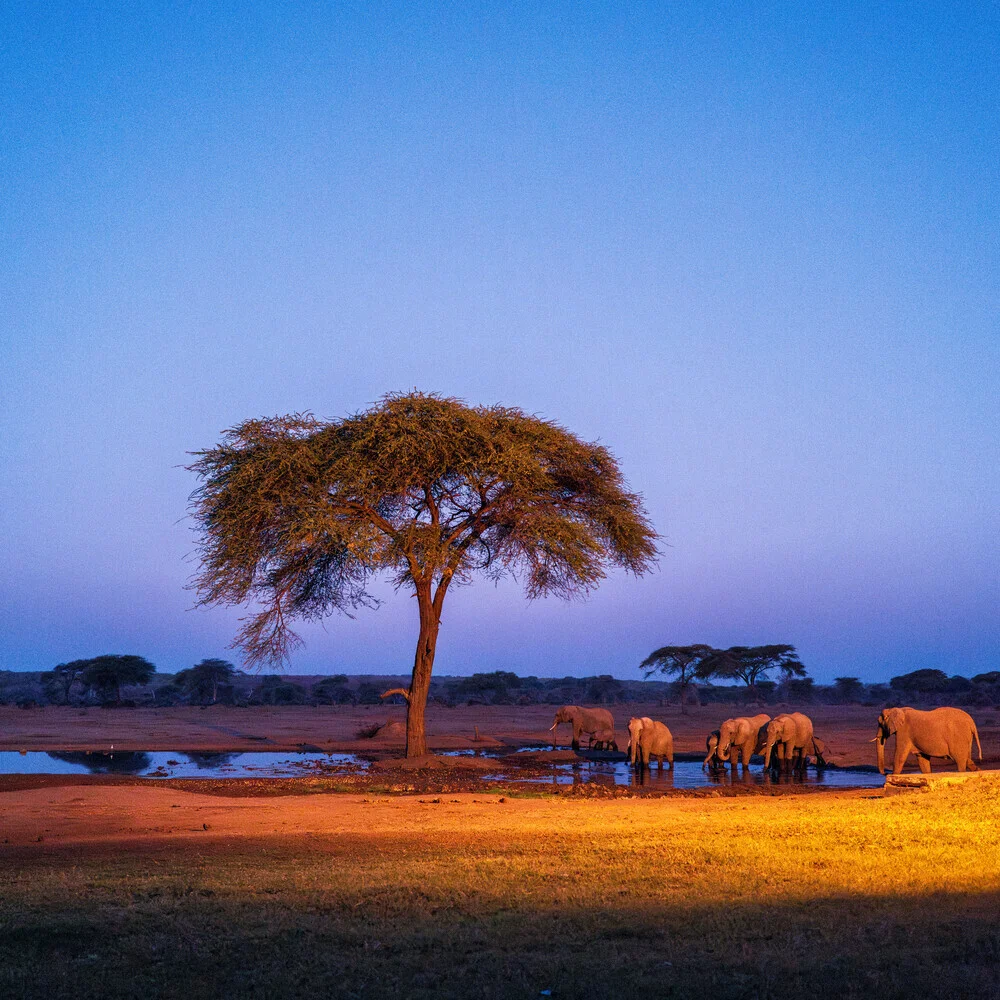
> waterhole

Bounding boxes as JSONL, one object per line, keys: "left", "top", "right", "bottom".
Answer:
{"left": 0, "top": 750, "right": 886, "bottom": 788}
{"left": 0, "top": 751, "right": 360, "bottom": 778}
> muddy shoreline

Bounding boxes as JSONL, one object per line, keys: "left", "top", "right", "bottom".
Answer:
{"left": 2, "top": 702, "right": 992, "bottom": 797}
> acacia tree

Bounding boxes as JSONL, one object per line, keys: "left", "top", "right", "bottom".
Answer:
{"left": 639, "top": 644, "right": 714, "bottom": 714}
{"left": 188, "top": 392, "right": 658, "bottom": 757}
{"left": 80, "top": 654, "right": 156, "bottom": 705}
{"left": 702, "top": 644, "right": 805, "bottom": 699}
{"left": 174, "top": 658, "right": 236, "bottom": 704}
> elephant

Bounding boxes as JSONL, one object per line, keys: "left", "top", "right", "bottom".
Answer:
{"left": 627, "top": 716, "right": 673, "bottom": 771}
{"left": 876, "top": 706, "right": 982, "bottom": 775}
{"left": 716, "top": 714, "right": 770, "bottom": 767}
{"left": 810, "top": 736, "right": 828, "bottom": 767}
{"left": 550, "top": 705, "right": 618, "bottom": 752}
{"left": 627, "top": 716, "right": 645, "bottom": 767}
{"left": 761, "top": 712, "right": 814, "bottom": 771}
{"left": 704, "top": 729, "right": 722, "bottom": 769}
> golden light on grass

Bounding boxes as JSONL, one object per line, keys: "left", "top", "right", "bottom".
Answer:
{"left": 3, "top": 776, "right": 1000, "bottom": 997}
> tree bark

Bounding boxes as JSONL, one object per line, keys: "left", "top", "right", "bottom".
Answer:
{"left": 405, "top": 583, "right": 440, "bottom": 758}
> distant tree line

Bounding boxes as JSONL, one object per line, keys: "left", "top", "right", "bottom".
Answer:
{"left": 0, "top": 659, "right": 997, "bottom": 709}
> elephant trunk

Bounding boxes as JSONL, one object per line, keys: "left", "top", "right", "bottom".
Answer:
{"left": 761, "top": 739, "right": 773, "bottom": 770}
{"left": 876, "top": 730, "right": 886, "bottom": 774}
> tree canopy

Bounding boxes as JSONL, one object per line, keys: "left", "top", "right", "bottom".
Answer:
{"left": 701, "top": 645, "right": 806, "bottom": 694}
{"left": 79, "top": 655, "right": 156, "bottom": 705}
{"left": 639, "top": 644, "right": 714, "bottom": 713}
{"left": 188, "top": 391, "right": 658, "bottom": 756}
{"left": 174, "top": 658, "right": 236, "bottom": 705}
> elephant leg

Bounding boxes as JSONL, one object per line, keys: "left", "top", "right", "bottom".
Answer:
{"left": 893, "top": 740, "right": 913, "bottom": 775}
{"left": 917, "top": 754, "right": 931, "bottom": 774}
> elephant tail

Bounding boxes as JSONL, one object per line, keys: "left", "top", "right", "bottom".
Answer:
{"left": 973, "top": 722, "right": 983, "bottom": 761}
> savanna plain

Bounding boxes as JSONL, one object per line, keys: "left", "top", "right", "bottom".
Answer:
{"left": 2, "top": 704, "right": 998, "bottom": 999}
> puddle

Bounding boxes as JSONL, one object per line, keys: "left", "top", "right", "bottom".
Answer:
{"left": 0, "top": 751, "right": 361, "bottom": 779}
{"left": 0, "top": 750, "right": 885, "bottom": 789}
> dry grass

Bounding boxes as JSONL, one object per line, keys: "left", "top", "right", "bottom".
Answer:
{"left": 3, "top": 777, "right": 1000, "bottom": 999}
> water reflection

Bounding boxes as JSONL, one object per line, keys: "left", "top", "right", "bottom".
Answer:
{"left": 15, "top": 751, "right": 359, "bottom": 778}
{"left": 628, "top": 767, "right": 675, "bottom": 789}
{"left": 518, "top": 757, "right": 882, "bottom": 790}
{"left": 185, "top": 752, "right": 239, "bottom": 770}
{"left": 2, "top": 751, "right": 885, "bottom": 788}
{"left": 46, "top": 751, "right": 152, "bottom": 775}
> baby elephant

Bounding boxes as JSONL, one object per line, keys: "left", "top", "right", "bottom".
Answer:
{"left": 628, "top": 716, "right": 674, "bottom": 771}
{"left": 704, "top": 729, "right": 723, "bottom": 769}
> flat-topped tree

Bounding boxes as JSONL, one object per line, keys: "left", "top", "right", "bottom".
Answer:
{"left": 188, "top": 392, "right": 658, "bottom": 758}
{"left": 702, "top": 644, "right": 806, "bottom": 700}
{"left": 639, "top": 644, "right": 714, "bottom": 714}
{"left": 79, "top": 654, "right": 156, "bottom": 705}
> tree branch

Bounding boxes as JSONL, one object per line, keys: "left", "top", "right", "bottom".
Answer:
{"left": 380, "top": 687, "right": 411, "bottom": 703}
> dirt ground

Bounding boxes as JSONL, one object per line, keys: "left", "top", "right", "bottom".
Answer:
{"left": 4, "top": 701, "right": 997, "bottom": 762}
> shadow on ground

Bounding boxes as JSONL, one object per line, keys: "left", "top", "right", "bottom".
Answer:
{"left": 3, "top": 836, "right": 999, "bottom": 1000}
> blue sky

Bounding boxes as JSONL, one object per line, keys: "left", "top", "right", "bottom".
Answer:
{"left": 2, "top": 3, "right": 997, "bottom": 683}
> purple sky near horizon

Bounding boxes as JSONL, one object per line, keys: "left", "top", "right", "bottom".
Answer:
{"left": 2, "top": 3, "right": 997, "bottom": 684}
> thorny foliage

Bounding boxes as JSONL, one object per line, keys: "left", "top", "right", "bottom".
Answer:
{"left": 188, "top": 392, "right": 659, "bottom": 667}
{"left": 702, "top": 645, "right": 807, "bottom": 689}
{"left": 639, "top": 644, "right": 716, "bottom": 685}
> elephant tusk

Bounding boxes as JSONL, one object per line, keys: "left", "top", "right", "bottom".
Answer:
{"left": 549, "top": 722, "right": 558, "bottom": 731}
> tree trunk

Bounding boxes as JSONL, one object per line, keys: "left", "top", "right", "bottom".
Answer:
{"left": 405, "top": 585, "right": 440, "bottom": 758}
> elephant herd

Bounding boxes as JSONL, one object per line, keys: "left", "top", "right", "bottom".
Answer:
{"left": 549, "top": 704, "right": 983, "bottom": 776}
